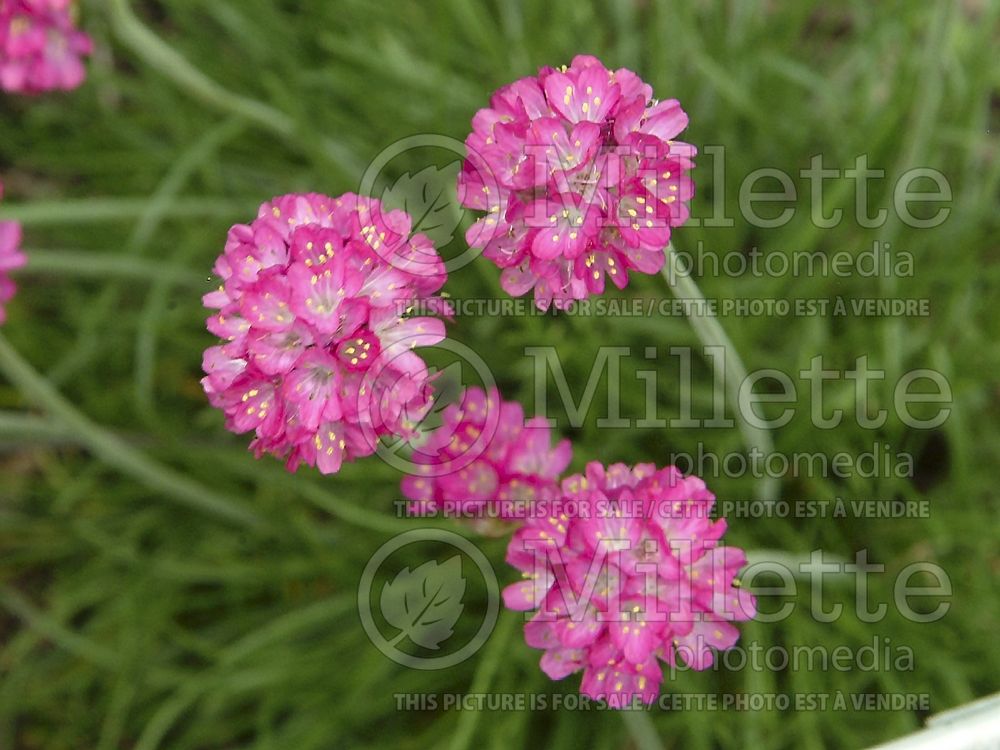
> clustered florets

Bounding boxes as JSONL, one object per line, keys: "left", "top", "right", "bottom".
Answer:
{"left": 201, "top": 193, "right": 449, "bottom": 474}
{"left": 457, "top": 54, "right": 695, "bottom": 310}
{"left": 0, "top": 0, "right": 92, "bottom": 94}
{"left": 503, "top": 461, "right": 755, "bottom": 705}
{"left": 402, "top": 386, "right": 572, "bottom": 533}
{"left": 1, "top": 4, "right": 760, "bottom": 711}
{"left": 0, "top": 180, "right": 25, "bottom": 325}
{"left": 196, "top": 58, "right": 750, "bottom": 708}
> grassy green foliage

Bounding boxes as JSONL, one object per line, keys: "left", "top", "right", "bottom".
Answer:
{"left": 0, "top": 0, "right": 997, "bottom": 747}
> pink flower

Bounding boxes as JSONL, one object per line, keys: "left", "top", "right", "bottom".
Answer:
{"left": 202, "top": 193, "right": 450, "bottom": 475}
{"left": 0, "top": 0, "right": 92, "bottom": 94}
{"left": 458, "top": 54, "right": 695, "bottom": 310}
{"left": 401, "top": 386, "right": 572, "bottom": 533}
{"left": 503, "top": 461, "right": 755, "bottom": 707}
{"left": 0, "top": 180, "right": 26, "bottom": 325}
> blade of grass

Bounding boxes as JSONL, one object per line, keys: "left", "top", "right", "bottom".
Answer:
{"left": 0, "top": 333, "right": 262, "bottom": 529}
{"left": 620, "top": 712, "right": 664, "bottom": 750}
{"left": 0, "top": 411, "right": 75, "bottom": 443}
{"left": 48, "top": 117, "right": 243, "bottom": 386}
{"left": 129, "top": 120, "right": 250, "bottom": 418}
{"left": 661, "top": 244, "right": 778, "bottom": 503}
{"left": 447, "top": 611, "right": 518, "bottom": 750}
{"left": 18, "top": 249, "right": 204, "bottom": 287}
{"left": 0, "top": 197, "right": 249, "bottom": 225}
{"left": 103, "top": 0, "right": 361, "bottom": 177}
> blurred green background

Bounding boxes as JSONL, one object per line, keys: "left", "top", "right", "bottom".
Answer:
{"left": 1, "top": 0, "right": 998, "bottom": 748}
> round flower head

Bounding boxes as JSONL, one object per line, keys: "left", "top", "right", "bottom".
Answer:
{"left": 0, "top": 0, "right": 92, "bottom": 94}
{"left": 503, "top": 462, "right": 755, "bottom": 707}
{"left": 402, "top": 386, "right": 571, "bottom": 533}
{"left": 0, "top": 180, "right": 26, "bottom": 325}
{"left": 202, "top": 193, "right": 450, "bottom": 475}
{"left": 457, "top": 54, "right": 695, "bottom": 310}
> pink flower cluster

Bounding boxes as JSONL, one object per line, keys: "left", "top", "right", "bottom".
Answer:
{"left": 503, "top": 462, "right": 755, "bottom": 706}
{"left": 202, "top": 193, "right": 449, "bottom": 475}
{"left": 457, "top": 54, "right": 695, "bottom": 310}
{"left": 402, "top": 386, "right": 571, "bottom": 533}
{"left": 190, "top": 60, "right": 752, "bottom": 710}
{"left": 0, "top": 0, "right": 92, "bottom": 94}
{"left": 0, "top": 180, "right": 26, "bottom": 325}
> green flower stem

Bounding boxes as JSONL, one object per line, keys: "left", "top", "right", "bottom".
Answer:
{"left": 18, "top": 249, "right": 205, "bottom": 287}
{"left": 621, "top": 711, "right": 665, "bottom": 750}
{"left": 744, "top": 548, "right": 851, "bottom": 582}
{"left": 130, "top": 117, "right": 249, "bottom": 420}
{"left": 104, "top": 0, "right": 293, "bottom": 134}
{"left": 298, "top": 483, "right": 438, "bottom": 536}
{"left": 132, "top": 596, "right": 354, "bottom": 750}
{"left": 0, "top": 586, "right": 122, "bottom": 670}
{"left": 0, "top": 197, "right": 249, "bottom": 225}
{"left": 448, "top": 610, "right": 519, "bottom": 750}
{"left": 103, "top": 0, "right": 361, "bottom": 177}
{"left": 0, "top": 333, "right": 262, "bottom": 529}
{"left": 877, "top": 1, "right": 953, "bottom": 392}
{"left": 661, "top": 244, "right": 779, "bottom": 504}
{"left": 0, "top": 411, "right": 74, "bottom": 442}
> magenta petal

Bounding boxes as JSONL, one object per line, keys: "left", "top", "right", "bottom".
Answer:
{"left": 456, "top": 56, "right": 694, "bottom": 309}
{"left": 201, "top": 193, "right": 449, "bottom": 475}
{"left": 540, "top": 647, "right": 585, "bottom": 680}
{"left": 500, "top": 264, "right": 537, "bottom": 297}
{"left": 499, "top": 459, "right": 753, "bottom": 707}
{"left": 1, "top": 2, "right": 92, "bottom": 94}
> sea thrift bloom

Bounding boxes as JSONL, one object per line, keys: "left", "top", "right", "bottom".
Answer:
{"left": 0, "top": 181, "right": 26, "bottom": 325}
{"left": 503, "top": 462, "right": 755, "bottom": 707}
{"left": 202, "top": 193, "right": 449, "bottom": 475}
{"left": 402, "top": 386, "right": 571, "bottom": 532}
{"left": 458, "top": 54, "right": 695, "bottom": 310}
{"left": 0, "top": 0, "right": 92, "bottom": 94}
